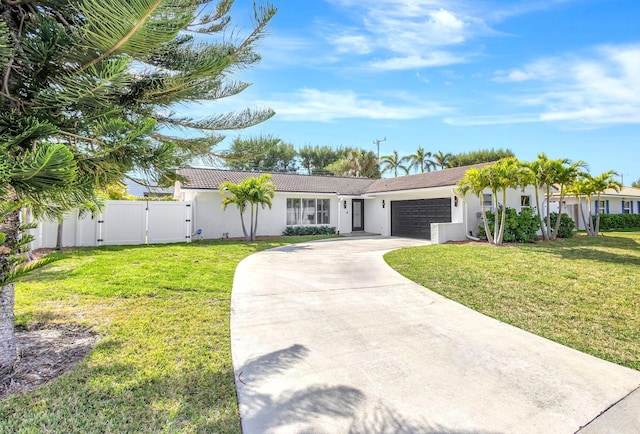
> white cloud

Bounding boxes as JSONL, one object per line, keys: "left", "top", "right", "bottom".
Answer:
{"left": 259, "top": 88, "right": 450, "bottom": 122}
{"left": 369, "top": 52, "right": 465, "bottom": 70}
{"left": 476, "top": 44, "right": 640, "bottom": 126}
{"left": 444, "top": 114, "right": 541, "bottom": 126}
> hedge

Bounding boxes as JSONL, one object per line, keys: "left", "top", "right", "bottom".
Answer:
{"left": 594, "top": 214, "right": 640, "bottom": 230}
{"left": 282, "top": 225, "right": 337, "bottom": 236}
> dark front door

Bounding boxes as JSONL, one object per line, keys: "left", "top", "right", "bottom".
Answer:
{"left": 391, "top": 198, "right": 451, "bottom": 239}
{"left": 352, "top": 199, "right": 364, "bottom": 231}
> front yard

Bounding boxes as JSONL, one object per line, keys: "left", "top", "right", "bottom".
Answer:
{"left": 385, "top": 232, "right": 640, "bottom": 371}
{"left": 0, "top": 237, "right": 329, "bottom": 433}
{"left": 1, "top": 233, "right": 638, "bottom": 432}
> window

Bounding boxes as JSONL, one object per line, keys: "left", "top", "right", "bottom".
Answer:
{"left": 287, "top": 198, "right": 331, "bottom": 225}
{"left": 483, "top": 193, "right": 492, "bottom": 209}
{"left": 597, "top": 200, "right": 606, "bottom": 215}
{"left": 622, "top": 200, "right": 631, "bottom": 214}
{"left": 317, "top": 199, "right": 330, "bottom": 224}
{"left": 521, "top": 196, "right": 531, "bottom": 208}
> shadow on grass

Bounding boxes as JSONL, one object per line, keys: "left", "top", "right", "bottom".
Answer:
{"left": 526, "top": 235, "right": 640, "bottom": 265}
{"left": 235, "top": 344, "right": 498, "bottom": 434}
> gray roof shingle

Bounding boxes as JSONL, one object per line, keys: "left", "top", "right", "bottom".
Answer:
{"left": 178, "top": 162, "right": 492, "bottom": 196}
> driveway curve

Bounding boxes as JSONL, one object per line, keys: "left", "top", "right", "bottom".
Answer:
{"left": 231, "top": 237, "right": 640, "bottom": 433}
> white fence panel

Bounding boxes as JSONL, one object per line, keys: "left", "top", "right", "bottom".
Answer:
{"left": 147, "top": 201, "right": 192, "bottom": 244}
{"left": 98, "top": 201, "right": 147, "bottom": 245}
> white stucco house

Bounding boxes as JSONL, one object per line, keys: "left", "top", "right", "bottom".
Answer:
{"left": 550, "top": 186, "right": 640, "bottom": 230}
{"left": 174, "top": 163, "right": 543, "bottom": 244}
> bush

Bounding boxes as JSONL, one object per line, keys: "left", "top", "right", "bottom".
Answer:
{"left": 282, "top": 225, "right": 336, "bottom": 236}
{"left": 595, "top": 214, "right": 640, "bottom": 230}
{"left": 478, "top": 207, "right": 541, "bottom": 243}
{"left": 550, "top": 212, "right": 575, "bottom": 238}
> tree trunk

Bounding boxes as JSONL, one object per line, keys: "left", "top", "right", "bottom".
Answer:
{"left": 545, "top": 186, "right": 552, "bottom": 240}
{"left": 0, "top": 283, "right": 16, "bottom": 374}
{"left": 56, "top": 218, "right": 64, "bottom": 250}
{"left": 253, "top": 206, "right": 259, "bottom": 242}
{"left": 534, "top": 184, "right": 548, "bottom": 241}
{"left": 238, "top": 210, "right": 249, "bottom": 241}
{"left": 551, "top": 187, "right": 565, "bottom": 240}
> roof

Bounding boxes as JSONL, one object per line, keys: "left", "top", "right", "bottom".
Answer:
{"left": 178, "top": 168, "right": 376, "bottom": 195}
{"left": 177, "top": 163, "right": 492, "bottom": 196}
{"left": 551, "top": 186, "right": 640, "bottom": 199}
{"left": 366, "top": 163, "right": 491, "bottom": 193}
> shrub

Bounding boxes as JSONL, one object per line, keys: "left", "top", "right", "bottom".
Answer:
{"left": 550, "top": 212, "right": 575, "bottom": 238}
{"left": 595, "top": 214, "right": 640, "bottom": 230}
{"left": 478, "top": 207, "right": 541, "bottom": 243}
{"left": 282, "top": 226, "right": 336, "bottom": 236}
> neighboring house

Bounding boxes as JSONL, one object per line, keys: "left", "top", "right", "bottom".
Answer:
{"left": 124, "top": 178, "right": 174, "bottom": 198}
{"left": 550, "top": 186, "right": 640, "bottom": 230}
{"left": 174, "top": 164, "right": 542, "bottom": 244}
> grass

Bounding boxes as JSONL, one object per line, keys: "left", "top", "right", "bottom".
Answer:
{"left": 385, "top": 232, "right": 640, "bottom": 371}
{"left": 0, "top": 236, "right": 332, "bottom": 433}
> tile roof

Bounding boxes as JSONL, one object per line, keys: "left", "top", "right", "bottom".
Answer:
{"left": 177, "top": 168, "right": 376, "bottom": 195}
{"left": 178, "top": 162, "right": 493, "bottom": 196}
{"left": 365, "top": 163, "right": 491, "bottom": 193}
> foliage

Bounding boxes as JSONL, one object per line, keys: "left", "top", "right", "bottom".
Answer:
{"left": 380, "top": 150, "right": 410, "bottom": 178}
{"left": 0, "top": 237, "right": 327, "bottom": 432}
{"left": 282, "top": 225, "right": 336, "bottom": 236}
{"left": 457, "top": 157, "right": 529, "bottom": 245}
{"left": 325, "top": 148, "right": 381, "bottom": 178}
{"left": 477, "top": 207, "right": 541, "bottom": 243}
{"left": 632, "top": 178, "right": 640, "bottom": 189}
{"left": 298, "top": 145, "right": 341, "bottom": 175}
{"left": 224, "top": 135, "right": 298, "bottom": 172}
{"left": 220, "top": 175, "right": 276, "bottom": 242}
{"left": 432, "top": 151, "right": 453, "bottom": 170}
{"left": 447, "top": 148, "right": 514, "bottom": 168}
{"left": 407, "top": 147, "right": 434, "bottom": 173}
{"left": 0, "top": 0, "right": 276, "bottom": 371}
{"left": 595, "top": 214, "right": 640, "bottom": 231}
{"left": 549, "top": 212, "right": 575, "bottom": 238}
{"left": 98, "top": 183, "right": 135, "bottom": 201}
{"left": 385, "top": 232, "right": 640, "bottom": 370}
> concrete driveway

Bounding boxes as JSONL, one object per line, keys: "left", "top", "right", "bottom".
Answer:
{"left": 230, "top": 237, "right": 640, "bottom": 433}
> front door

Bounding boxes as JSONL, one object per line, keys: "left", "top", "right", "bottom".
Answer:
{"left": 352, "top": 199, "right": 364, "bottom": 231}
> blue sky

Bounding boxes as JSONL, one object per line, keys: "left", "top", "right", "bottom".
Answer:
{"left": 192, "top": 0, "right": 640, "bottom": 183}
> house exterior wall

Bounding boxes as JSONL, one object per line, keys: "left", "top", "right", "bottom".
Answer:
{"left": 190, "top": 190, "right": 342, "bottom": 239}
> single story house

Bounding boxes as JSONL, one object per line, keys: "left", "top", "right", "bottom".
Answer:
{"left": 550, "top": 186, "right": 640, "bottom": 230}
{"left": 174, "top": 163, "right": 542, "bottom": 244}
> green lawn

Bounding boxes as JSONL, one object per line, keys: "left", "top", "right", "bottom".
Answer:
{"left": 385, "top": 232, "right": 640, "bottom": 371}
{"left": 0, "top": 236, "right": 330, "bottom": 433}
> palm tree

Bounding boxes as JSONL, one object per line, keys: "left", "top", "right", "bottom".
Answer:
{"left": 589, "top": 171, "right": 621, "bottom": 236}
{"left": 457, "top": 158, "right": 529, "bottom": 245}
{"left": 433, "top": 151, "right": 453, "bottom": 170}
{"left": 568, "top": 175, "right": 597, "bottom": 236}
{"left": 548, "top": 159, "right": 587, "bottom": 240}
{"left": 408, "top": 147, "right": 435, "bottom": 173}
{"left": 380, "top": 150, "right": 410, "bottom": 177}
{"left": 220, "top": 175, "right": 276, "bottom": 242}
{"left": 457, "top": 167, "right": 494, "bottom": 244}
{"left": 522, "top": 154, "right": 554, "bottom": 240}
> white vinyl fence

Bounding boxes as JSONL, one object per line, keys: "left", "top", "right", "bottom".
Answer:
{"left": 32, "top": 200, "right": 193, "bottom": 249}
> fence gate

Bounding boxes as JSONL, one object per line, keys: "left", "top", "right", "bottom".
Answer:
{"left": 33, "top": 200, "right": 193, "bottom": 248}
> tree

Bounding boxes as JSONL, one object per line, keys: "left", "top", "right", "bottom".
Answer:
{"left": 225, "top": 135, "right": 298, "bottom": 172}
{"left": 448, "top": 148, "right": 515, "bottom": 168}
{"left": 589, "top": 171, "right": 622, "bottom": 236}
{"left": 407, "top": 147, "right": 434, "bottom": 173}
{"left": 298, "top": 145, "right": 341, "bottom": 175}
{"left": 325, "top": 148, "right": 381, "bottom": 178}
{"left": 521, "top": 154, "right": 553, "bottom": 241}
{"left": 380, "top": 150, "right": 410, "bottom": 177}
{"left": 0, "top": 0, "right": 276, "bottom": 374}
{"left": 548, "top": 159, "right": 587, "bottom": 240}
{"left": 632, "top": 178, "right": 640, "bottom": 189}
{"left": 432, "top": 151, "right": 453, "bottom": 170}
{"left": 457, "top": 158, "right": 529, "bottom": 245}
{"left": 220, "top": 175, "right": 276, "bottom": 241}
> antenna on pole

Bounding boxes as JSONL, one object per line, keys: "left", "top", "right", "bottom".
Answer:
{"left": 373, "top": 137, "right": 386, "bottom": 161}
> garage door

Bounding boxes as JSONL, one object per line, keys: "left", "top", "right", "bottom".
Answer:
{"left": 391, "top": 198, "right": 452, "bottom": 239}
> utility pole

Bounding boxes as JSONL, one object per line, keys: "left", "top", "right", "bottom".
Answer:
{"left": 373, "top": 137, "right": 386, "bottom": 161}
